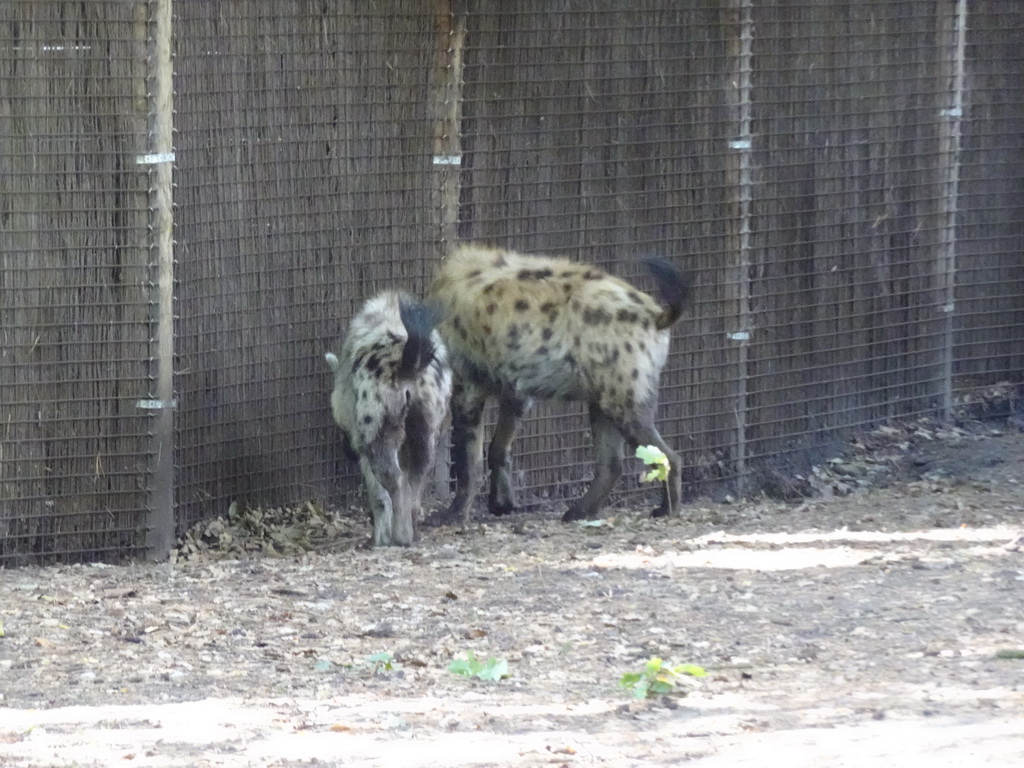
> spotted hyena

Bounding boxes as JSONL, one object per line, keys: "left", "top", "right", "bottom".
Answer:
{"left": 426, "top": 243, "right": 689, "bottom": 526}
{"left": 325, "top": 292, "right": 452, "bottom": 546}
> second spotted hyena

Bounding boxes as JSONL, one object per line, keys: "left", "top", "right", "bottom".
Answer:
{"left": 325, "top": 292, "right": 452, "bottom": 546}
{"left": 427, "top": 243, "right": 689, "bottom": 526}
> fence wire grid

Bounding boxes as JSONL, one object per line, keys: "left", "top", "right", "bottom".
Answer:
{"left": 1, "top": 1, "right": 154, "bottom": 565}
{"left": 1, "top": 0, "right": 1022, "bottom": 566}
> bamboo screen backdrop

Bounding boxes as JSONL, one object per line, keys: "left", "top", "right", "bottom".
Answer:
{"left": 1, "top": 1, "right": 1022, "bottom": 566}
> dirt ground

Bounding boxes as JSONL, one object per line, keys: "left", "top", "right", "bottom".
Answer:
{"left": 1, "top": 418, "right": 1023, "bottom": 767}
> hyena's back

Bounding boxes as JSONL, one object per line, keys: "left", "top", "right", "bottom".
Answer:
{"left": 430, "top": 244, "right": 676, "bottom": 415}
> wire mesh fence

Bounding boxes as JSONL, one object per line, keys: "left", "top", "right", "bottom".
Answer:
{"left": 456, "top": 3, "right": 736, "bottom": 504}
{"left": 955, "top": 0, "right": 1024, "bottom": 387}
{"left": 1, "top": 0, "right": 1022, "bottom": 566}
{"left": 172, "top": 1, "right": 448, "bottom": 533}
{"left": 0, "top": 1, "right": 155, "bottom": 565}
{"left": 744, "top": 1, "right": 954, "bottom": 483}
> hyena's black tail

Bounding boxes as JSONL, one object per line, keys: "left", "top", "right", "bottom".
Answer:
{"left": 643, "top": 257, "right": 691, "bottom": 331}
{"left": 397, "top": 299, "right": 440, "bottom": 381}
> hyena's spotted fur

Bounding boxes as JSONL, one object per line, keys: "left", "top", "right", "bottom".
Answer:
{"left": 325, "top": 291, "right": 452, "bottom": 546}
{"left": 426, "top": 243, "right": 689, "bottom": 526}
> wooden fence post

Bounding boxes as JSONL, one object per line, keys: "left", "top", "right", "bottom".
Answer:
{"left": 937, "top": 0, "right": 967, "bottom": 419}
{"left": 431, "top": 0, "right": 467, "bottom": 500}
{"left": 724, "top": 0, "right": 754, "bottom": 497}
{"left": 433, "top": 0, "right": 467, "bottom": 252}
{"left": 141, "top": 0, "right": 175, "bottom": 560}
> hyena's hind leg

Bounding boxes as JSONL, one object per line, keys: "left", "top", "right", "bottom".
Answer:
{"left": 562, "top": 404, "right": 626, "bottom": 522}
{"left": 618, "top": 418, "right": 682, "bottom": 518}
{"left": 487, "top": 395, "right": 531, "bottom": 516}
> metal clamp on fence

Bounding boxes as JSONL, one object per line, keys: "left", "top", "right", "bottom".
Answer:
{"left": 136, "top": 399, "right": 178, "bottom": 410}
{"left": 135, "top": 152, "right": 175, "bottom": 165}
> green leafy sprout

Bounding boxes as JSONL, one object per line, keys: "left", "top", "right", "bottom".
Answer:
{"left": 636, "top": 444, "right": 670, "bottom": 483}
{"left": 994, "top": 648, "right": 1024, "bottom": 660}
{"left": 619, "top": 657, "right": 706, "bottom": 699}
{"left": 366, "top": 651, "right": 400, "bottom": 675}
{"left": 316, "top": 651, "right": 400, "bottom": 675}
{"left": 448, "top": 651, "right": 510, "bottom": 682}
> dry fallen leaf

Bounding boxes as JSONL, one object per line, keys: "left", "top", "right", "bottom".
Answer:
{"left": 546, "top": 745, "right": 577, "bottom": 755}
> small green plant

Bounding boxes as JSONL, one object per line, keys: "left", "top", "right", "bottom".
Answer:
{"left": 448, "top": 651, "right": 510, "bottom": 681}
{"left": 619, "top": 657, "right": 706, "bottom": 699}
{"left": 313, "top": 652, "right": 400, "bottom": 675}
{"left": 994, "top": 648, "right": 1024, "bottom": 660}
{"left": 636, "top": 445, "right": 670, "bottom": 484}
{"left": 366, "top": 652, "right": 400, "bottom": 675}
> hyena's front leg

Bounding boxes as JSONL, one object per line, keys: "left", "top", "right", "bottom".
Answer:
{"left": 400, "top": 401, "right": 439, "bottom": 538}
{"left": 358, "top": 455, "right": 392, "bottom": 546}
{"left": 363, "top": 440, "right": 414, "bottom": 546}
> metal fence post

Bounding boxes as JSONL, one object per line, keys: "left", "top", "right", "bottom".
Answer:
{"left": 142, "top": 0, "right": 175, "bottom": 559}
{"left": 725, "top": 0, "right": 754, "bottom": 497}
{"left": 937, "top": 0, "right": 967, "bottom": 420}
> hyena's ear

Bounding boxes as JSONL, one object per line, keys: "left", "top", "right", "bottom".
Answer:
{"left": 325, "top": 352, "right": 341, "bottom": 373}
